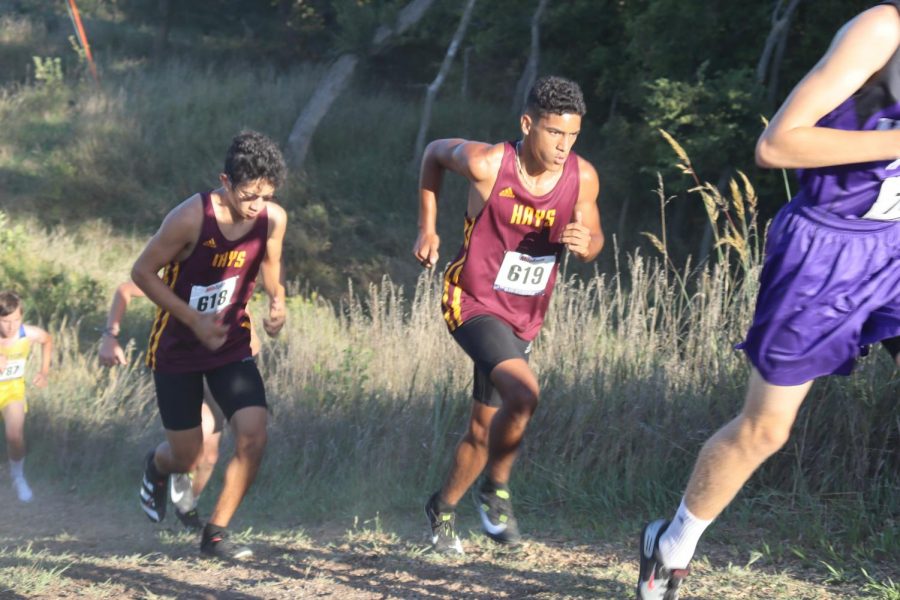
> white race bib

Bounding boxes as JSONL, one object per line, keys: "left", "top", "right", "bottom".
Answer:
{"left": 189, "top": 276, "right": 238, "bottom": 314}
{"left": 0, "top": 359, "right": 25, "bottom": 382}
{"left": 493, "top": 252, "right": 556, "bottom": 296}
{"left": 862, "top": 176, "right": 900, "bottom": 221}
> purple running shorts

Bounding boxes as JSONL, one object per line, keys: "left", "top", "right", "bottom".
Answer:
{"left": 739, "top": 200, "right": 900, "bottom": 385}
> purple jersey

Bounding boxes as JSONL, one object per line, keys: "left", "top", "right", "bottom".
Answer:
{"left": 795, "top": 0, "right": 900, "bottom": 217}
{"left": 442, "top": 142, "right": 580, "bottom": 341}
{"left": 147, "top": 192, "right": 267, "bottom": 373}
{"left": 741, "top": 2, "right": 900, "bottom": 385}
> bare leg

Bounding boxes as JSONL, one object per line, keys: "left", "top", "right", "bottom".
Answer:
{"left": 683, "top": 369, "right": 811, "bottom": 519}
{"left": 208, "top": 406, "right": 267, "bottom": 528}
{"left": 439, "top": 402, "right": 498, "bottom": 505}
{"left": 192, "top": 402, "right": 222, "bottom": 498}
{"left": 2, "top": 401, "right": 26, "bottom": 462}
{"left": 154, "top": 426, "right": 204, "bottom": 475}
{"left": 485, "top": 358, "right": 539, "bottom": 485}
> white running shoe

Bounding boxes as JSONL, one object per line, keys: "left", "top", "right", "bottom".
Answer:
{"left": 12, "top": 476, "right": 33, "bottom": 503}
{"left": 170, "top": 472, "right": 196, "bottom": 514}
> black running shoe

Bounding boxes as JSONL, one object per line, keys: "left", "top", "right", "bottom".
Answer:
{"left": 175, "top": 508, "right": 204, "bottom": 532}
{"left": 637, "top": 519, "right": 691, "bottom": 600}
{"left": 200, "top": 530, "right": 253, "bottom": 561}
{"left": 424, "top": 492, "right": 464, "bottom": 555}
{"left": 475, "top": 480, "right": 521, "bottom": 545}
{"left": 139, "top": 451, "right": 168, "bottom": 523}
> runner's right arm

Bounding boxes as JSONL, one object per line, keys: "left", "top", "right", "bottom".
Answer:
{"left": 413, "top": 139, "right": 502, "bottom": 268}
{"left": 756, "top": 5, "right": 900, "bottom": 169}
{"left": 24, "top": 324, "right": 51, "bottom": 388}
{"left": 131, "top": 197, "right": 228, "bottom": 351}
{"left": 99, "top": 281, "right": 144, "bottom": 366}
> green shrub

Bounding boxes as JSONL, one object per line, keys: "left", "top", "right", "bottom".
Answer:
{"left": 0, "top": 212, "right": 102, "bottom": 322}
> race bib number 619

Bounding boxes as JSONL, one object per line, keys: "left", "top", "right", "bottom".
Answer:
{"left": 493, "top": 251, "right": 556, "bottom": 296}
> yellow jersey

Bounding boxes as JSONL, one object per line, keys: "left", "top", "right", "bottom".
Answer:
{"left": 0, "top": 325, "right": 31, "bottom": 410}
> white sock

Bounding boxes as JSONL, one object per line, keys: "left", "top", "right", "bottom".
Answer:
{"left": 658, "top": 498, "right": 714, "bottom": 569}
{"left": 9, "top": 458, "right": 24, "bottom": 480}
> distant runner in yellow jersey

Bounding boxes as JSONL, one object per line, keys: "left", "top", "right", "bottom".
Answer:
{"left": 0, "top": 291, "right": 52, "bottom": 503}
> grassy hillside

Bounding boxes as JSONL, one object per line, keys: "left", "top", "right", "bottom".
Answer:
{"left": 0, "top": 9, "right": 629, "bottom": 297}
{"left": 0, "top": 9, "right": 897, "bottom": 598}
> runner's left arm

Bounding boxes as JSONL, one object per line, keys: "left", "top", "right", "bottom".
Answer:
{"left": 24, "top": 324, "right": 51, "bottom": 388}
{"left": 261, "top": 203, "right": 288, "bottom": 337}
{"left": 559, "top": 158, "right": 604, "bottom": 262}
{"left": 756, "top": 6, "right": 900, "bottom": 168}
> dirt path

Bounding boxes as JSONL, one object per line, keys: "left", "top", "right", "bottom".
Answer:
{"left": 0, "top": 482, "right": 891, "bottom": 599}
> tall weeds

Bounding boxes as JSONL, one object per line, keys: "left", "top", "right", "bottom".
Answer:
{"left": 23, "top": 172, "right": 897, "bottom": 555}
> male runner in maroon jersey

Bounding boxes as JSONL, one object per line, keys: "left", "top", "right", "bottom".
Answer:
{"left": 414, "top": 76, "right": 603, "bottom": 554}
{"left": 99, "top": 280, "right": 263, "bottom": 531}
{"left": 132, "top": 130, "right": 288, "bottom": 560}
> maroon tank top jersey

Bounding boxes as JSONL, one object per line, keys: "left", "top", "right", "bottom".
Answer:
{"left": 147, "top": 192, "right": 267, "bottom": 372}
{"left": 442, "top": 141, "right": 580, "bottom": 340}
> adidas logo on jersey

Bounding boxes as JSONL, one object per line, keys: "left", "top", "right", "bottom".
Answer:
{"left": 202, "top": 238, "right": 217, "bottom": 249}
{"left": 499, "top": 187, "right": 516, "bottom": 199}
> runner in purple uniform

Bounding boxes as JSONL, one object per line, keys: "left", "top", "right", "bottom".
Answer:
{"left": 414, "top": 76, "right": 604, "bottom": 554}
{"left": 638, "top": 4, "right": 900, "bottom": 598}
{"left": 132, "top": 131, "right": 288, "bottom": 560}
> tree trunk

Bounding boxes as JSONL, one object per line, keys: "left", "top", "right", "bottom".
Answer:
{"left": 461, "top": 46, "right": 472, "bottom": 100}
{"left": 373, "top": 0, "right": 437, "bottom": 49}
{"left": 756, "top": 0, "right": 802, "bottom": 103}
{"left": 286, "top": 0, "right": 437, "bottom": 169}
{"left": 412, "top": 0, "right": 477, "bottom": 163}
{"left": 153, "top": 0, "right": 173, "bottom": 62}
{"left": 286, "top": 54, "right": 360, "bottom": 168}
{"left": 767, "top": 10, "right": 795, "bottom": 106}
{"left": 512, "top": 0, "right": 550, "bottom": 115}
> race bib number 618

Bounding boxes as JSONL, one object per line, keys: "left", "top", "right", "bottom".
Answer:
{"left": 189, "top": 276, "right": 238, "bottom": 314}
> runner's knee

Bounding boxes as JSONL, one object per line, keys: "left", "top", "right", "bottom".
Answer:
{"left": 5, "top": 429, "right": 24, "bottom": 448}
{"left": 4, "top": 418, "right": 24, "bottom": 442}
{"left": 502, "top": 383, "right": 539, "bottom": 416}
{"left": 734, "top": 414, "right": 792, "bottom": 458}
{"left": 234, "top": 429, "right": 267, "bottom": 461}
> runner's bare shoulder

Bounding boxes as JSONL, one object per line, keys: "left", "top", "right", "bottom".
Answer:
{"left": 458, "top": 141, "right": 505, "bottom": 183}
{"left": 157, "top": 193, "right": 205, "bottom": 240}
{"left": 264, "top": 202, "right": 288, "bottom": 238}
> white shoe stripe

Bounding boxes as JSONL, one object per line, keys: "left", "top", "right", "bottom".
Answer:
{"left": 140, "top": 501, "right": 160, "bottom": 522}
{"left": 644, "top": 520, "right": 665, "bottom": 559}
{"left": 477, "top": 506, "right": 508, "bottom": 536}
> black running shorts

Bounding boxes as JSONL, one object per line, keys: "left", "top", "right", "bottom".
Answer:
{"left": 153, "top": 358, "right": 267, "bottom": 431}
{"left": 451, "top": 314, "right": 532, "bottom": 407}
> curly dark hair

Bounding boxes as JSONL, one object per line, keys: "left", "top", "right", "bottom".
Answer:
{"left": 0, "top": 291, "right": 22, "bottom": 317}
{"left": 224, "top": 130, "right": 287, "bottom": 188}
{"left": 525, "top": 76, "right": 587, "bottom": 118}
